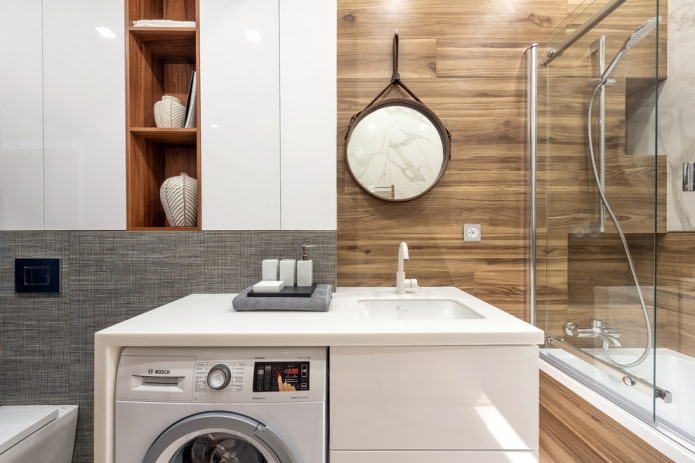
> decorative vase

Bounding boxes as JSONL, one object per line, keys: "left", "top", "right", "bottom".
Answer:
{"left": 154, "top": 95, "right": 185, "bottom": 128}
{"left": 160, "top": 173, "right": 198, "bottom": 227}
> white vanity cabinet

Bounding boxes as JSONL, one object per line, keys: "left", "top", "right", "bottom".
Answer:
{"left": 0, "top": 0, "right": 126, "bottom": 230}
{"left": 200, "top": 0, "right": 336, "bottom": 230}
{"left": 94, "top": 290, "right": 544, "bottom": 463}
{"left": 329, "top": 345, "right": 539, "bottom": 461}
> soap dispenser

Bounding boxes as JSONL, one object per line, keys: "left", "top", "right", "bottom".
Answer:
{"left": 296, "top": 245, "right": 314, "bottom": 287}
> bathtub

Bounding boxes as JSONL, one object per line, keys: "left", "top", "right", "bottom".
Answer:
{"left": 541, "top": 348, "right": 695, "bottom": 463}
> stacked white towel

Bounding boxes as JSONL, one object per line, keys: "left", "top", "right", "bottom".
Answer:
{"left": 132, "top": 19, "right": 196, "bottom": 28}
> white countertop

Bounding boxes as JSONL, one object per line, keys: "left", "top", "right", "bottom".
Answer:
{"left": 96, "top": 286, "right": 543, "bottom": 347}
{"left": 94, "top": 286, "right": 543, "bottom": 462}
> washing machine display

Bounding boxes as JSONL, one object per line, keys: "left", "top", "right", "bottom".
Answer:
{"left": 253, "top": 362, "right": 310, "bottom": 392}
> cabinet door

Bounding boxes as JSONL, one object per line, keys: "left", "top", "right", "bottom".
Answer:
{"left": 201, "top": 0, "right": 336, "bottom": 231}
{"left": 43, "top": 0, "right": 126, "bottom": 230}
{"left": 0, "top": 1, "right": 44, "bottom": 230}
{"left": 279, "top": 0, "right": 336, "bottom": 230}
{"left": 201, "top": 0, "right": 281, "bottom": 230}
{"left": 330, "top": 345, "right": 539, "bottom": 452}
{"left": 330, "top": 451, "right": 538, "bottom": 463}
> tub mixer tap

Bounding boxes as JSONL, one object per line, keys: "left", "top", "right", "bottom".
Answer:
{"left": 564, "top": 319, "right": 622, "bottom": 349}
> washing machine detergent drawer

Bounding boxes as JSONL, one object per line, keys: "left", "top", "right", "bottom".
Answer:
{"left": 115, "top": 347, "right": 327, "bottom": 463}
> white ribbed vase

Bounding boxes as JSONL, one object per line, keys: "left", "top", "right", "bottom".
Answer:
{"left": 154, "top": 95, "right": 185, "bottom": 128}
{"left": 160, "top": 173, "right": 198, "bottom": 227}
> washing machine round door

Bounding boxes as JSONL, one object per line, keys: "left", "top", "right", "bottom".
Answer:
{"left": 142, "top": 412, "right": 295, "bottom": 463}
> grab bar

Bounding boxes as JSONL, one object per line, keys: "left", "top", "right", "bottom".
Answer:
{"left": 547, "top": 336, "right": 672, "bottom": 403}
{"left": 540, "top": 0, "right": 627, "bottom": 67}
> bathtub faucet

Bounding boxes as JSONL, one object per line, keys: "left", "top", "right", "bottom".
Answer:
{"left": 563, "top": 319, "right": 622, "bottom": 349}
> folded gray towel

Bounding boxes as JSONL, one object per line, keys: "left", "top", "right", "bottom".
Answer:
{"left": 232, "top": 284, "right": 332, "bottom": 312}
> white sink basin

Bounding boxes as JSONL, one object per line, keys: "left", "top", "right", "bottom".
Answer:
{"left": 357, "top": 298, "right": 483, "bottom": 320}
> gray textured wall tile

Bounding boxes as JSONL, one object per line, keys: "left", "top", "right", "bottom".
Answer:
{"left": 0, "top": 230, "right": 335, "bottom": 463}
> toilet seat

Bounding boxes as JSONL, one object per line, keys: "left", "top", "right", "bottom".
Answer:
{"left": 0, "top": 406, "right": 59, "bottom": 455}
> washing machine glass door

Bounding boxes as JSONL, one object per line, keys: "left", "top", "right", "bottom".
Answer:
{"left": 142, "top": 412, "right": 295, "bottom": 463}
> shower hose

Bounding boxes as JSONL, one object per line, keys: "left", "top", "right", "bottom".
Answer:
{"left": 586, "top": 83, "right": 653, "bottom": 368}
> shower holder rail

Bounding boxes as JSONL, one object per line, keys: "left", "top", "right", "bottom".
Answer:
{"left": 547, "top": 335, "right": 673, "bottom": 403}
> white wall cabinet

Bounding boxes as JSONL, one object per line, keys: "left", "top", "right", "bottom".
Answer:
{"left": 43, "top": 0, "right": 126, "bottom": 230}
{"left": 200, "top": 0, "right": 281, "bottom": 230}
{"left": 279, "top": 0, "right": 337, "bottom": 230}
{"left": 0, "top": 1, "right": 45, "bottom": 230}
{"left": 201, "top": 0, "right": 336, "bottom": 230}
{"left": 2, "top": 0, "right": 333, "bottom": 231}
{"left": 330, "top": 345, "right": 539, "bottom": 461}
{"left": 0, "top": 0, "right": 126, "bottom": 231}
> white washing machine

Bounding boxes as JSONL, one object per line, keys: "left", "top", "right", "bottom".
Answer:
{"left": 115, "top": 346, "right": 326, "bottom": 463}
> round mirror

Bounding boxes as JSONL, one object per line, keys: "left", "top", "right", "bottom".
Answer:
{"left": 345, "top": 99, "right": 451, "bottom": 201}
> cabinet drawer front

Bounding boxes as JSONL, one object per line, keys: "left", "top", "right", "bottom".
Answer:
{"left": 330, "top": 451, "right": 538, "bottom": 463}
{"left": 330, "top": 345, "right": 538, "bottom": 451}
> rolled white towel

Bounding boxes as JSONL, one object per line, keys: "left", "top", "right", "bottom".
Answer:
{"left": 132, "top": 19, "right": 196, "bottom": 28}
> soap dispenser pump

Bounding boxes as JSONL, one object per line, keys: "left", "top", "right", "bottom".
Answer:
{"left": 296, "top": 245, "right": 314, "bottom": 287}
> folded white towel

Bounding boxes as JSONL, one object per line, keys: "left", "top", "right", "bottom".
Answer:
{"left": 132, "top": 19, "right": 196, "bottom": 28}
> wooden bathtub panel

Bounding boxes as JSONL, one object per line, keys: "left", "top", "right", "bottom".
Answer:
{"left": 540, "top": 371, "right": 675, "bottom": 463}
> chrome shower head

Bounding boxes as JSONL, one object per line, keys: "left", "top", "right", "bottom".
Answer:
{"left": 600, "top": 16, "right": 660, "bottom": 83}
{"left": 624, "top": 15, "right": 660, "bottom": 51}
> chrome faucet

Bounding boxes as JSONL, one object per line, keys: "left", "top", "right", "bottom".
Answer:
{"left": 396, "top": 242, "right": 418, "bottom": 294}
{"left": 564, "top": 319, "right": 622, "bottom": 349}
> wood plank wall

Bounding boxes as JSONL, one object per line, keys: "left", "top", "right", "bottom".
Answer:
{"left": 336, "top": 0, "right": 667, "bottom": 318}
{"left": 577, "top": 232, "right": 695, "bottom": 357}
{"left": 337, "top": 0, "right": 566, "bottom": 319}
{"left": 654, "top": 234, "right": 695, "bottom": 356}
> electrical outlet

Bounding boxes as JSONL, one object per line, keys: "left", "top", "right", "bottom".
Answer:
{"left": 464, "top": 224, "right": 481, "bottom": 242}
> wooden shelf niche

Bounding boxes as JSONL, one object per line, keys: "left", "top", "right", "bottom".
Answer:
{"left": 126, "top": 0, "right": 200, "bottom": 230}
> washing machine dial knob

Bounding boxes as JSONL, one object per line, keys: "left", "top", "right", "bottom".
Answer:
{"left": 207, "top": 364, "right": 231, "bottom": 390}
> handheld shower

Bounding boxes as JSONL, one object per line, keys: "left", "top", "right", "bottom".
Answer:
{"left": 599, "top": 16, "right": 660, "bottom": 85}
{"left": 585, "top": 16, "right": 659, "bottom": 368}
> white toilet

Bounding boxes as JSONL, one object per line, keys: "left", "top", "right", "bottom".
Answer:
{"left": 0, "top": 405, "right": 78, "bottom": 463}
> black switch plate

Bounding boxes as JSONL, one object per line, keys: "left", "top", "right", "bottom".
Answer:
{"left": 15, "top": 258, "right": 60, "bottom": 293}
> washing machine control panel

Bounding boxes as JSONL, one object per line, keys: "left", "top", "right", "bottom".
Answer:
{"left": 253, "top": 361, "right": 310, "bottom": 392}
{"left": 118, "top": 347, "right": 326, "bottom": 404}
{"left": 193, "top": 360, "right": 311, "bottom": 394}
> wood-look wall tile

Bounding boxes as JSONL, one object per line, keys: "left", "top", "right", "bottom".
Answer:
{"left": 339, "top": 39, "right": 436, "bottom": 79}
{"left": 339, "top": 0, "right": 564, "bottom": 41}
{"left": 337, "top": 0, "right": 541, "bottom": 312}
